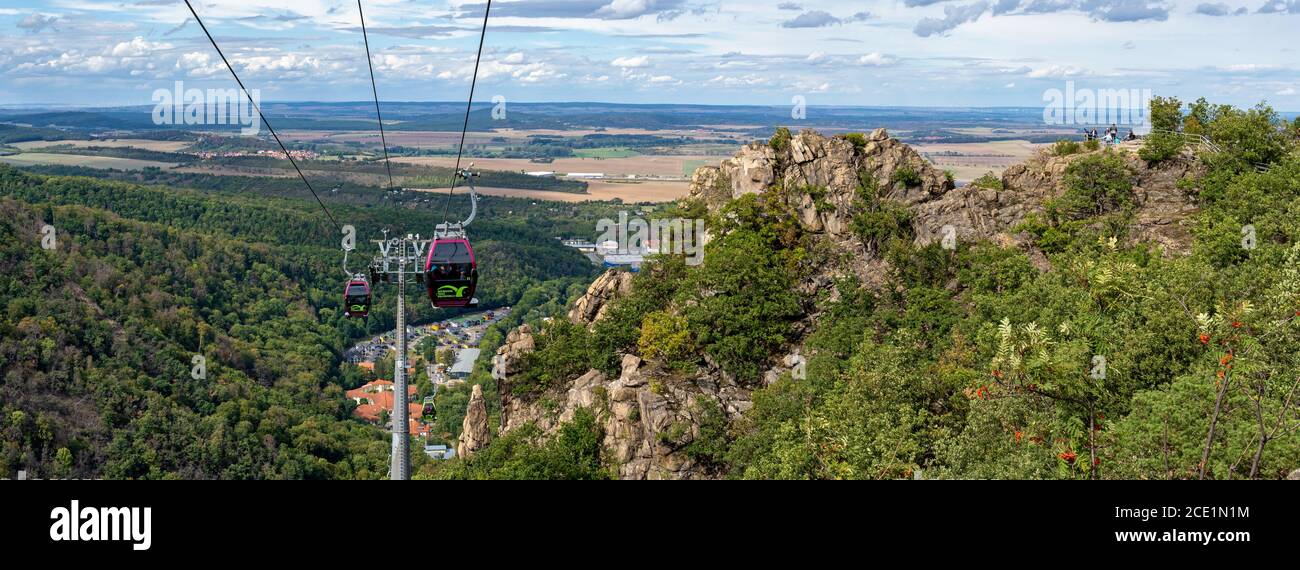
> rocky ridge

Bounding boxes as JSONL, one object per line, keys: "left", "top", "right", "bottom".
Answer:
{"left": 493, "top": 279, "right": 751, "bottom": 479}
{"left": 481, "top": 128, "right": 1204, "bottom": 479}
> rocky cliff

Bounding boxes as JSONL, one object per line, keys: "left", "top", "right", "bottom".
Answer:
{"left": 486, "top": 128, "right": 1203, "bottom": 479}
{"left": 568, "top": 270, "right": 633, "bottom": 326}
{"left": 493, "top": 276, "right": 752, "bottom": 479}
{"left": 693, "top": 129, "right": 1202, "bottom": 257}
{"left": 456, "top": 384, "right": 490, "bottom": 459}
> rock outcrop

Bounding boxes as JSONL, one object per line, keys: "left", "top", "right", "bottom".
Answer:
{"left": 494, "top": 130, "right": 1205, "bottom": 479}
{"left": 494, "top": 269, "right": 752, "bottom": 479}
{"left": 691, "top": 128, "right": 953, "bottom": 239}
{"left": 456, "top": 384, "right": 490, "bottom": 459}
{"left": 692, "top": 130, "right": 1202, "bottom": 258}
{"left": 910, "top": 145, "right": 1202, "bottom": 255}
{"left": 568, "top": 269, "right": 634, "bottom": 326}
{"left": 498, "top": 351, "right": 751, "bottom": 479}
{"left": 491, "top": 323, "right": 534, "bottom": 382}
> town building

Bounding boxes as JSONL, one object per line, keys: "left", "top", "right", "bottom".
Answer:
{"left": 448, "top": 348, "right": 481, "bottom": 380}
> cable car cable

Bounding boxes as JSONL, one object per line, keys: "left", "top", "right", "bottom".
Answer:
{"left": 358, "top": 0, "right": 397, "bottom": 199}
{"left": 440, "top": 0, "right": 491, "bottom": 224}
{"left": 182, "top": 0, "right": 343, "bottom": 234}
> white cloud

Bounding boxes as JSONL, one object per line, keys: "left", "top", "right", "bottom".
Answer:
{"left": 237, "top": 54, "right": 322, "bottom": 74}
{"left": 1217, "top": 63, "right": 1279, "bottom": 73}
{"left": 611, "top": 55, "right": 650, "bottom": 68}
{"left": 1026, "top": 64, "right": 1090, "bottom": 78}
{"left": 108, "top": 37, "right": 171, "bottom": 58}
{"left": 175, "top": 52, "right": 225, "bottom": 77}
{"left": 857, "top": 52, "right": 897, "bottom": 67}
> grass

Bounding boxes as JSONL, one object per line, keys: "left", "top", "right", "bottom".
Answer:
{"left": 573, "top": 147, "right": 639, "bottom": 159}
{"left": 682, "top": 159, "right": 713, "bottom": 177}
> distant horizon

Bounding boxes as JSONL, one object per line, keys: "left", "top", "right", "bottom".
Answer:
{"left": 1, "top": 1, "right": 1296, "bottom": 109}
{"left": 0, "top": 100, "right": 1064, "bottom": 110}
{"left": 2, "top": 100, "right": 1295, "bottom": 115}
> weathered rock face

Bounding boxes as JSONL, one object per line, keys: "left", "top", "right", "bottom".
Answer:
{"left": 494, "top": 269, "right": 752, "bottom": 479}
{"left": 496, "top": 131, "right": 1205, "bottom": 479}
{"left": 457, "top": 384, "right": 490, "bottom": 459}
{"left": 498, "top": 351, "right": 751, "bottom": 479}
{"left": 911, "top": 145, "right": 1202, "bottom": 255}
{"left": 491, "top": 323, "right": 534, "bottom": 382}
{"left": 691, "top": 128, "right": 954, "bottom": 239}
{"left": 493, "top": 323, "right": 539, "bottom": 438}
{"left": 568, "top": 269, "right": 634, "bottom": 326}
{"left": 693, "top": 130, "right": 1202, "bottom": 259}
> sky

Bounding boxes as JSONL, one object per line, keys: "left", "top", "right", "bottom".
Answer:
{"left": 0, "top": 0, "right": 1296, "bottom": 109}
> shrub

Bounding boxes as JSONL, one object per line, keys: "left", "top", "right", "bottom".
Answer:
{"left": 1149, "top": 95, "right": 1184, "bottom": 132}
{"left": 1205, "top": 102, "right": 1292, "bottom": 167}
{"left": 1139, "top": 132, "right": 1184, "bottom": 163}
{"left": 637, "top": 310, "right": 696, "bottom": 370}
{"left": 1140, "top": 95, "right": 1188, "bottom": 163}
{"left": 1083, "top": 139, "right": 1101, "bottom": 151}
{"left": 512, "top": 320, "right": 596, "bottom": 395}
{"left": 972, "top": 171, "right": 1003, "bottom": 190}
{"left": 1053, "top": 152, "right": 1135, "bottom": 219}
{"left": 891, "top": 165, "right": 922, "bottom": 188}
{"left": 769, "top": 127, "right": 792, "bottom": 153}
{"left": 1052, "top": 139, "right": 1081, "bottom": 156}
{"left": 843, "top": 132, "right": 868, "bottom": 151}
{"left": 677, "top": 229, "right": 801, "bottom": 382}
{"left": 852, "top": 172, "right": 914, "bottom": 255}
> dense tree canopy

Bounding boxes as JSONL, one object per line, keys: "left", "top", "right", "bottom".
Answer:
{"left": 0, "top": 164, "right": 600, "bottom": 479}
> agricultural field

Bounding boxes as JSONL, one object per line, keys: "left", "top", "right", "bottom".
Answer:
{"left": 11, "top": 138, "right": 193, "bottom": 152}
{"left": 572, "top": 147, "right": 639, "bottom": 158}
{"left": 413, "top": 179, "right": 688, "bottom": 203}
{"left": 913, "top": 139, "right": 1043, "bottom": 183}
{"left": 0, "top": 152, "right": 179, "bottom": 170}
{"left": 392, "top": 154, "right": 709, "bottom": 178}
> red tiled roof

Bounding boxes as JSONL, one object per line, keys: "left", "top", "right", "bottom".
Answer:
{"left": 354, "top": 403, "right": 383, "bottom": 423}
{"left": 408, "top": 419, "right": 433, "bottom": 438}
{"left": 345, "top": 379, "right": 417, "bottom": 401}
{"left": 348, "top": 379, "right": 423, "bottom": 432}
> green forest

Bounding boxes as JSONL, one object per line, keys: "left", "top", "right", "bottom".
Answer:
{"left": 0, "top": 163, "right": 603, "bottom": 479}
{"left": 430, "top": 99, "right": 1300, "bottom": 479}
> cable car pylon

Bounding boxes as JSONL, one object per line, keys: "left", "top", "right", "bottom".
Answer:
{"left": 368, "top": 229, "right": 430, "bottom": 480}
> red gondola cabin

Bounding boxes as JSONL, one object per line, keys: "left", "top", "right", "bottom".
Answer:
{"left": 424, "top": 237, "right": 478, "bottom": 308}
{"left": 343, "top": 279, "right": 371, "bottom": 318}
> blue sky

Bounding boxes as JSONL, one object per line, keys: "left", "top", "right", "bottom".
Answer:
{"left": 0, "top": 0, "right": 1296, "bottom": 109}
